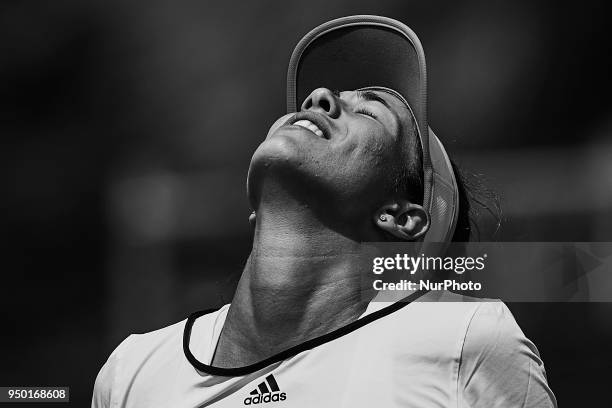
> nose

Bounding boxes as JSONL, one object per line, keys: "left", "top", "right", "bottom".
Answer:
{"left": 301, "top": 88, "right": 340, "bottom": 118}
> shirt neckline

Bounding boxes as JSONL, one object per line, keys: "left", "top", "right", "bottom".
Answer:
{"left": 183, "top": 289, "right": 429, "bottom": 377}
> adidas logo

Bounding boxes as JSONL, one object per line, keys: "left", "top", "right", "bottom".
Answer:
{"left": 243, "top": 374, "right": 287, "bottom": 405}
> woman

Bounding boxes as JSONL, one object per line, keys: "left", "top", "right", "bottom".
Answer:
{"left": 92, "top": 16, "right": 556, "bottom": 407}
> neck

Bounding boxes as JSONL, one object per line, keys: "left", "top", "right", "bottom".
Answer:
{"left": 211, "top": 192, "right": 377, "bottom": 368}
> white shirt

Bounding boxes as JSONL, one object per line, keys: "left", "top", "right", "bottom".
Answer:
{"left": 92, "top": 290, "right": 557, "bottom": 407}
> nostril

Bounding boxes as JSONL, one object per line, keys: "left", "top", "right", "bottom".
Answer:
{"left": 303, "top": 88, "right": 339, "bottom": 116}
{"left": 319, "top": 99, "right": 330, "bottom": 112}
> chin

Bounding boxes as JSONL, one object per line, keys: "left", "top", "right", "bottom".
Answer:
{"left": 248, "top": 145, "right": 340, "bottom": 207}
{"left": 251, "top": 135, "right": 303, "bottom": 170}
{"left": 247, "top": 138, "right": 304, "bottom": 205}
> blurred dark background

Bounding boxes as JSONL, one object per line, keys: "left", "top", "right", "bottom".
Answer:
{"left": 1, "top": 0, "right": 611, "bottom": 406}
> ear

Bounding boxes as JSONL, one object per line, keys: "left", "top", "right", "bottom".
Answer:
{"left": 249, "top": 211, "right": 256, "bottom": 228}
{"left": 374, "top": 201, "right": 430, "bottom": 241}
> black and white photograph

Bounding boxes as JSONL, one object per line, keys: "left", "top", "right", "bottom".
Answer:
{"left": 2, "top": 1, "right": 611, "bottom": 407}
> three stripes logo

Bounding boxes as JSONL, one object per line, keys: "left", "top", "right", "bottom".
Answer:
{"left": 243, "top": 374, "right": 287, "bottom": 405}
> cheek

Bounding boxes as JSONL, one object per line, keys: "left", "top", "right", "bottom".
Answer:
{"left": 344, "top": 130, "right": 396, "bottom": 174}
{"left": 333, "top": 132, "right": 399, "bottom": 198}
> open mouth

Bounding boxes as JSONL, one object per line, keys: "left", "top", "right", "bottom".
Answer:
{"left": 292, "top": 119, "right": 324, "bottom": 138}
{"left": 284, "top": 112, "right": 331, "bottom": 140}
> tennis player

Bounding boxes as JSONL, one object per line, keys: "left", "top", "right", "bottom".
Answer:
{"left": 92, "top": 16, "right": 557, "bottom": 407}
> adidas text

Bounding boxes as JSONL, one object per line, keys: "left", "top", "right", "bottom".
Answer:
{"left": 243, "top": 392, "right": 286, "bottom": 405}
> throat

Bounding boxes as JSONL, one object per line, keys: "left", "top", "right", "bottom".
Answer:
{"left": 211, "top": 289, "right": 367, "bottom": 368}
{"left": 210, "top": 253, "right": 371, "bottom": 368}
{"left": 209, "top": 198, "right": 376, "bottom": 368}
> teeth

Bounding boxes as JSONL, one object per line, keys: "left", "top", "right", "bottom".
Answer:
{"left": 294, "top": 119, "right": 324, "bottom": 138}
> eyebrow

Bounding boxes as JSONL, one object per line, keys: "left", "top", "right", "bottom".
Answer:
{"left": 357, "top": 90, "right": 392, "bottom": 111}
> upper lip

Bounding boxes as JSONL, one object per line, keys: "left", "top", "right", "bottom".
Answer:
{"left": 283, "top": 111, "right": 333, "bottom": 140}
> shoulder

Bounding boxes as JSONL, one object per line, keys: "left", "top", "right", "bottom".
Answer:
{"left": 390, "top": 292, "right": 556, "bottom": 407}
{"left": 91, "top": 333, "right": 138, "bottom": 408}
{"left": 461, "top": 301, "right": 541, "bottom": 370}
{"left": 377, "top": 291, "right": 502, "bottom": 364}
{"left": 381, "top": 290, "right": 500, "bottom": 343}
{"left": 458, "top": 301, "right": 557, "bottom": 407}
{"left": 404, "top": 290, "right": 495, "bottom": 331}
{"left": 91, "top": 321, "right": 185, "bottom": 407}
{"left": 91, "top": 306, "right": 227, "bottom": 407}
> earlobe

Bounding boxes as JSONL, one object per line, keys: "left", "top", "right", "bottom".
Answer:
{"left": 374, "top": 201, "right": 430, "bottom": 241}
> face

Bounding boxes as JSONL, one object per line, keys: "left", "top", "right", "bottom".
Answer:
{"left": 247, "top": 87, "right": 416, "bottom": 219}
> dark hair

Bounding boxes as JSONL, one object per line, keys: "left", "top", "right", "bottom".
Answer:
{"left": 392, "top": 116, "right": 424, "bottom": 205}
{"left": 451, "top": 162, "right": 472, "bottom": 242}
{"left": 451, "top": 163, "right": 502, "bottom": 241}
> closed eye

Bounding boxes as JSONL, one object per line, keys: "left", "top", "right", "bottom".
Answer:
{"left": 356, "top": 108, "right": 377, "bottom": 119}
